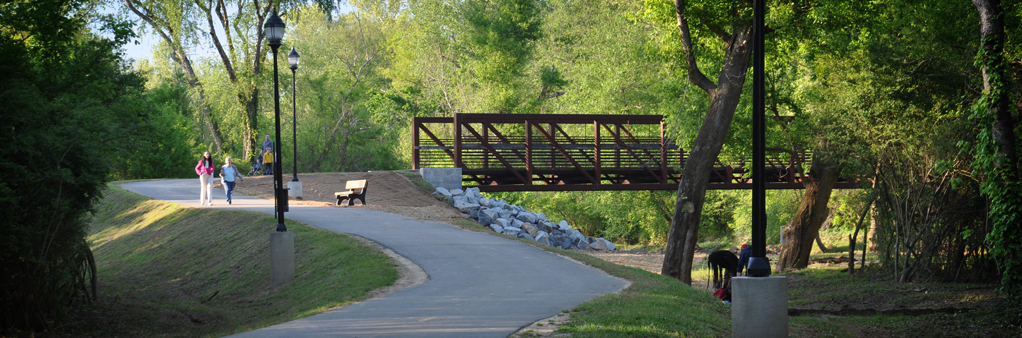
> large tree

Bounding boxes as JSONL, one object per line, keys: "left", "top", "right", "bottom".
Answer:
{"left": 124, "top": 0, "right": 278, "bottom": 159}
{"left": 660, "top": 0, "right": 755, "bottom": 284}
{"left": 971, "top": 0, "right": 1022, "bottom": 300}
{"left": 1, "top": 0, "right": 155, "bottom": 329}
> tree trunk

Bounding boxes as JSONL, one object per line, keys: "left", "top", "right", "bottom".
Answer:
{"left": 777, "top": 152, "right": 840, "bottom": 271}
{"left": 973, "top": 0, "right": 1022, "bottom": 300}
{"left": 814, "top": 208, "right": 837, "bottom": 253}
{"left": 243, "top": 87, "right": 259, "bottom": 161}
{"left": 661, "top": 1, "right": 754, "bottom": 284}
{"left": 973, "top": 0, "right": 1018, "bottom": 172}
{"left": 848, "top": 198, "right": 875, "bottom": 275}
{"left": 815, "top": 235, "right": 828, "bottom": 253}
{"left": 867, "top": 202, "right": 879, "bottom": 251}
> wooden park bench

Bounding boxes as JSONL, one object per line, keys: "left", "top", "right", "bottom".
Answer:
{"left": 335, "top": 179, "right": 368, "bottom": 206}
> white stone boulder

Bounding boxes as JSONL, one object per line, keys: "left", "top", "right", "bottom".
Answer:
{"left": 589, "top": 239, "right": 609, "bottom": 250}
{"left": 435, "top": 187, "right": 452, "bottom": 199}
{"left": 453, "top": 199, "right": 480, "bottom": 211}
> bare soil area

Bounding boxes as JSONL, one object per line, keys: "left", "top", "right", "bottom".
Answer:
{"left": 231, "top": 171, "right": 466, "bottom": 224}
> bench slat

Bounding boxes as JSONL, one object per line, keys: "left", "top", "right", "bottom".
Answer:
{"left": 345, "top": 179, "right": 367, "bottom": 190}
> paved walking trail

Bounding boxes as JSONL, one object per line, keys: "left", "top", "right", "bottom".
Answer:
{"left": 120, "top": 179, "right": 630, "bottom": 338}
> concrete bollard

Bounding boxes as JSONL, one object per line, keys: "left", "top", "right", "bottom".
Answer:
{"left": 287, "top": 180, "right": 303, "bottom": 199}
{"left": 270, "top": 231, "right": 295, "bottom": 287}
{"left": 731, "top": 276, "right": 787, "bottom": 338}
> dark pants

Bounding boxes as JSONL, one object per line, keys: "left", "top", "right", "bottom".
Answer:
{"left": 264, "top": 163, "right": 273, "bottom": 175}
{"left": 225, "top": 180, "right": 236, "bottom": 201}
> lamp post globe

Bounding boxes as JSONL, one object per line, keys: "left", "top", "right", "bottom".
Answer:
{"left": 264, "top": 11, "right": 285, "bottom": 45}
{"left": 263, "top": 10, "right": 287, "bottom": 232}
{"left": 288, "top": 47, "right": 300, "bottom": 69}
{"left": 288, "top": 47, "right": 300, "bottom": 183}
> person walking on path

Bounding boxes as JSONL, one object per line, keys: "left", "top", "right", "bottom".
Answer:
{"left": 220, "top": 156, "right": 243, "bottom": 204}
{"left": 262, "top": 146, "right": 274, "bottom": 175}
{"left": 195, "top": 151, "right": 215, "bottom": 205}
{"left": 262, "top": 135, "right": 274, "bottom": 155}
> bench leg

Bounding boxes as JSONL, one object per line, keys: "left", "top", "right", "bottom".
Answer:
{"left": 353, "top": 195, "right": 365, "bottom": 206}
{"left": 337, "top": 196, "right": 347, "bottom": 206}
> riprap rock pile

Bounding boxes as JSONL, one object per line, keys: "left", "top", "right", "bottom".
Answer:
{"left": 434, "top": 187, "right": 616, "bottom": 251}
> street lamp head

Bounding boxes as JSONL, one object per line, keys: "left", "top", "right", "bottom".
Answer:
{"left": 288, "top": 47, "right": 300, "bottom": 70}
{"left": 263, "top": 11, "right": 286, "bottom": 47}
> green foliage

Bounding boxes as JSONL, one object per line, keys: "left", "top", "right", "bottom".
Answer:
{"left": 966, "top": 33, "right": 1022, "bottom": 300}
{"left": 0, "top": 4, "right": 159, "bottom": 328}
{"left": 284, "top": 6, "right": 406, "bottom": 172}
{"left": 463, "top": 0, "right": 542, "bottom": 113}
{"left": 113, "top": 73, "right": 203, "bottom": 179}
{"left": 786, "top": 0, "right": 999, "bottom": 284}
{"left": 699, "top": 191, "right": 742, "bottom": 241}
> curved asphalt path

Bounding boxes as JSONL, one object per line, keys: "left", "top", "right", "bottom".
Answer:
{"left": 120, "top": 179, "right": 629, "bottom": 338}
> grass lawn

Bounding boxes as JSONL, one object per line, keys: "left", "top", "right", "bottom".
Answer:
{"left": 51, "top": 185, "right": 398, "bottom": 337}
{"left": 545, "top": 250, "right": 733, "bottom": 337}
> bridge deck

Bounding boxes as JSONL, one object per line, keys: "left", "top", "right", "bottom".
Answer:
{"left": 413, "top": 114, "right": 855, "bottom": 191}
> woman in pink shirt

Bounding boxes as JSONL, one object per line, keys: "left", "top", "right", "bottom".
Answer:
{"left": 195, "top": 151, "right": 215, "bottom": 205}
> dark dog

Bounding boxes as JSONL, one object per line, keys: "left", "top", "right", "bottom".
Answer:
{"left": 707, "top": 250, "right": 739, "bottom": 289}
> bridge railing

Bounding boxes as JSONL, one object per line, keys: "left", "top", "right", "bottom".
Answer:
{"left": 413, "top": 114, "right": 853, "bottom": 191}
{"left": 414, "top": 114, "right": 687, "bottom": 191}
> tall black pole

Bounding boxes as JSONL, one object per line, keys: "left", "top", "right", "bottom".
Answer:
{"left": 291, "top": 67, "right": 298, "bottom": 182}
{"left": 747, "top": 0, "right": 771, "bottom": 277}
{"left": 271, "top": 42, "right": 287, "bottom": 232}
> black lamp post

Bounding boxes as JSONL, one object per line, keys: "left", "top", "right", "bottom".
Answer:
{"left": 264, "top": 10, "right": 287, "bottom": 232}
{"left": 288, "top": 47, "right": 300, "bottom": 183}
{"left": 746, "top": 0, "right": 771, "bottom": 277}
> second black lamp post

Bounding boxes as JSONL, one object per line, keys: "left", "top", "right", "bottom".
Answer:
{"left": 264, "top": 10, "right": 287, "bottom": 232}
{"left": 288, "top": 47, "right": 300, "bottom": 183}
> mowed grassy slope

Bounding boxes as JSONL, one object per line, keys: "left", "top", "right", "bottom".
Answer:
{"left": 72, "top": 185, "right": 398, "bottom": 337}
{"left": 517, "top": 249, "right": 732, "bottom": 338}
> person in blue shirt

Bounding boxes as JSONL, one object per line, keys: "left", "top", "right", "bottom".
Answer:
{"left": 262, "top": 135, "right": 274, "bottom": 155}
{"left": 737, "top": 244, "right": 754, "bottom": 276}
{"left": 220, "top": 156, "right": 244, "bottom": 204}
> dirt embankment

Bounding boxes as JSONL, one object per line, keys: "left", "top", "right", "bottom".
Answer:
{"left": 231, "top": 171, "right": 465, "bottom": 223}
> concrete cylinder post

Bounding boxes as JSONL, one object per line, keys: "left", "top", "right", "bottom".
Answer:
{"left": 270, "top": 231, "right": 295, "bottom": 287}
{"left": 288, "top": 180, "right": 303, "bottom": 199}
{"left": 731, "top": 276, "right": 787, "bottom": 338}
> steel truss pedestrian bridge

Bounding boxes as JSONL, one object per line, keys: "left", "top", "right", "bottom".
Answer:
{"left": 412, "top": 114, "right": 856, "bottom": 192}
